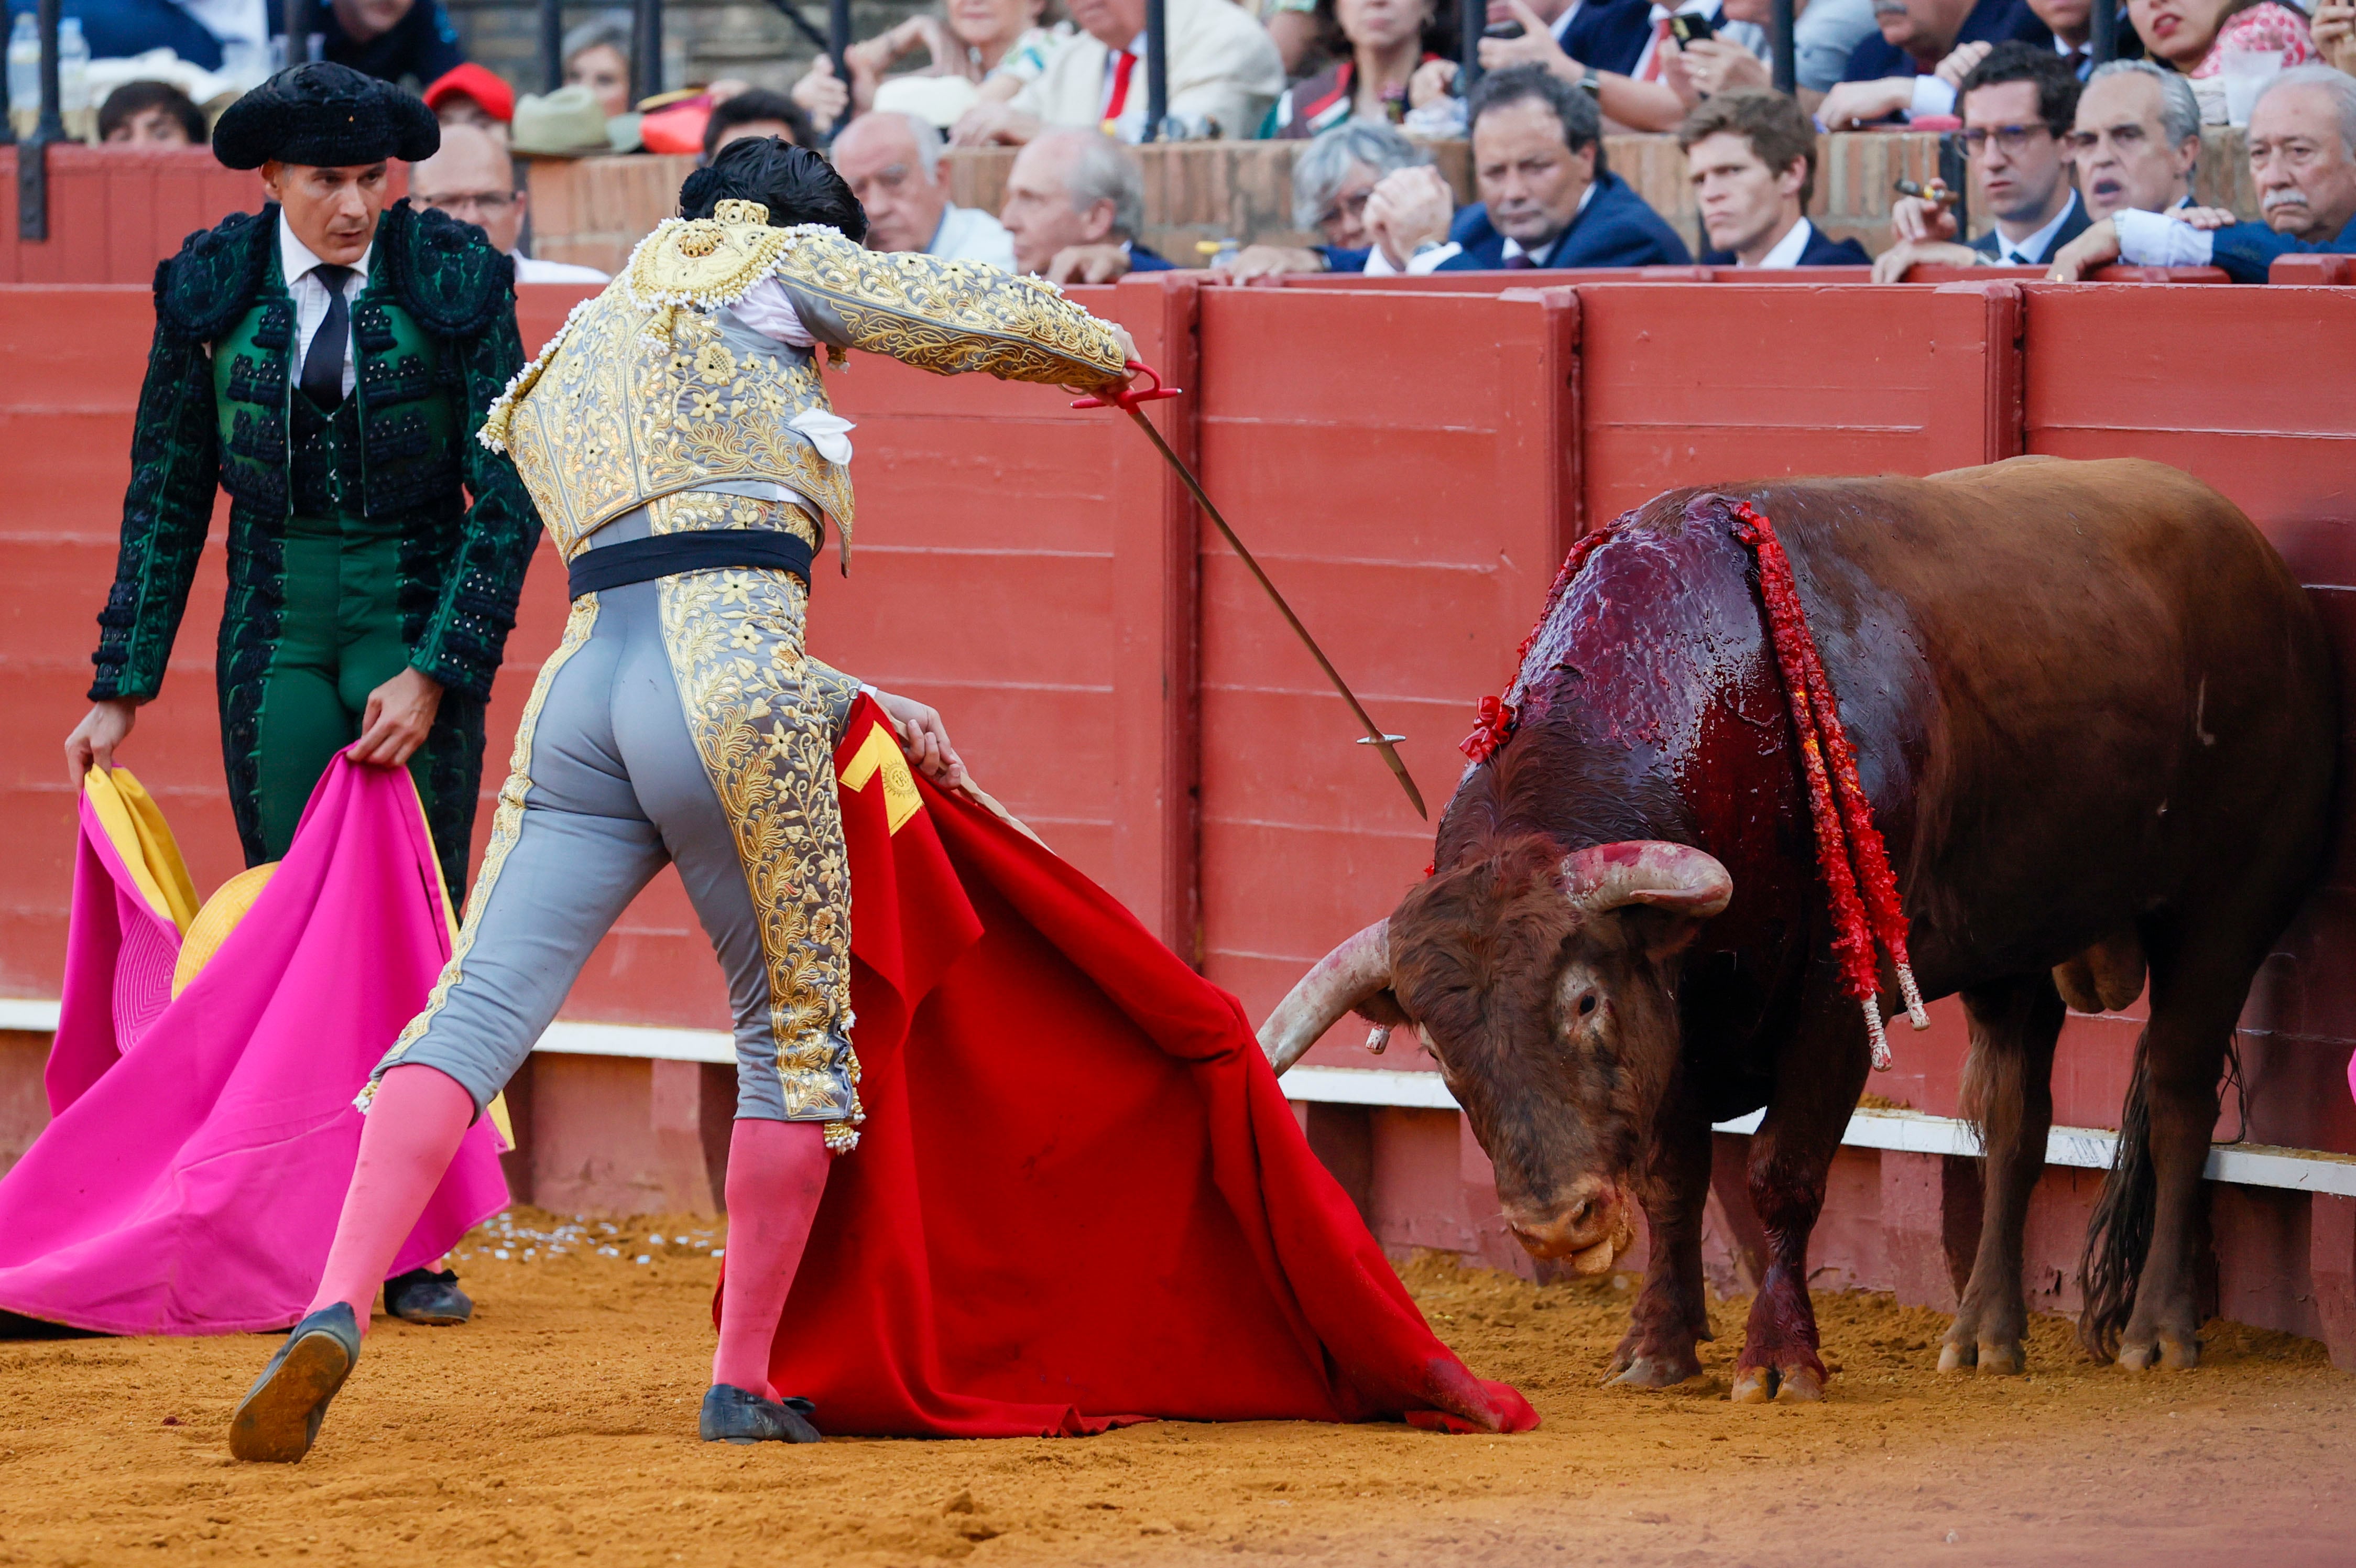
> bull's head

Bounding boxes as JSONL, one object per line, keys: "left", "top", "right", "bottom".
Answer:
{"left": 1258, "top": 837, "right": 1730, "bottom": 1275}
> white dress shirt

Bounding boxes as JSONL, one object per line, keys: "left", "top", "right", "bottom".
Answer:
{"left": 1752, "top": 215, "right": 1816, "bottom": 268}
{"left": 928, "top": 205, "right": 1019, "bottom": 272}
{"left": 280, "top": 215, "right": 370, "bottom": 400}
{"left": 1988, "top": 189, "right": 2080, "bottom": 264}
{"left": 2114, "top": 200, "right": 2217, "bottom": 267}
{"left": 514, "top": 254, "right": 612, "bottom": 285}
{"left": 1364, "top": 181, "right": 1598, "bottom": 275}
{"left": 1012, "top": 0, "right": 1283, "bottom": 143}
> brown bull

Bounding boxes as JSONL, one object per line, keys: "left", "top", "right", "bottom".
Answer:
{"left": 1260, "top": 458, "right": 2335, "bottom": 1400}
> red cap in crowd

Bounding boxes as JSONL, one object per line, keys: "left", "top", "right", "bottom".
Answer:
{"left": 423, "top": 63, "right": 516, "bottom": 125}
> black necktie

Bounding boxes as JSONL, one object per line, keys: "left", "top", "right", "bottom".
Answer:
{"left": 300, "top": 264, "right": 354, "bottom": 406}
{"left": 1504, "top": 252, "right": 1535, "bottom": 269}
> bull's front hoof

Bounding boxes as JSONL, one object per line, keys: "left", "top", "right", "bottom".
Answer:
{"left": 2158, "top": 1333, "right": 2200, "bottom": 1370}
{"left": 1773, "top": 1365, "right": 1825, "bottom": 1403}
{"left": 1729, "top": 1367, "right": 1777, "bottom": 1404}
{"left": 2117, "top": 1340, "right": 2157, "bottom": 1372}
{"left": 1975, "top": 1341, "right": 2024, "bottom": 1376}
{"left": 1937, "top": 1340, "right": 1975, "bottom": 1374}
{"left": 1605, "top": 1353, "right": 1704, "bottom": 1390}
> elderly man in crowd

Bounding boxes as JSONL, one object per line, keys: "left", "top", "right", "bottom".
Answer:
{"left": 999, "top": 127, "right": 1177, "bottom": 280}
{"left": 832, "top": 110, "right": 1018, "bottom": 269}
{"left": 1819, "top": 0, "right": 2047, "bottom": 126}
{"left": 1680, "top": 89, "right": 1871, "bottom": 266}
{"left": 412, "top": 123, "right": 610, "bottom": 284}
{"left": 1216, "top": 122, "right": 1430, "bottom": 281}
{"left": 2050, "top": 64, "right": 2356, "bottom": 281}
{"left": 2069, "top": 59, "right": 2201, "bottom": 219}
{"left": 1360, "top": 65, "right": 1689, "bottom": 273}
{"left": 955, "top": 0, "right": 1283, "bottom": 144}
{"left": 1872, "top": 41, "right": 2085, "bottom": 278}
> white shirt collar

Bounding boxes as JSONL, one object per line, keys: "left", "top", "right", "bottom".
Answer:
{"left": 1646, "top": 0, "right": 1718, "bottom": 21}
{"left": 1551, "top": 2, "right": 1578, "bottom": 38}
{"left": 279, "top": 212, "right": 372, "bottom": 288}
{"left": 1499, "top": 181, "right": 1599, "bottom": 265}
{"left": 1754, "top": 215, "right": 1813, "bottom": 268}
{"left": 1999, "top": 189, "right": 2078, "bottom": 263}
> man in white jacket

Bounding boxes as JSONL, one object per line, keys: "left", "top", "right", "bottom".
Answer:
{"left": 953, "top": 0, "right": 1283, "bottom": 145}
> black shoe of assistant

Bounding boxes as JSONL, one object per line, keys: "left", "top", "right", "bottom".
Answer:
{"left": 699, "top": 1385, "right": 822, "bottom": 1444}
{"left": 384, "top": 1267, "right": 473, "bottom": 1325}
{"left": 228, "top": 1303, "right": 362, "bottom": 1463}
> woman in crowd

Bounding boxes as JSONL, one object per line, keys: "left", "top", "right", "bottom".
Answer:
{"left": 2128, "top": 0, "right": 2314, "bottom": 121}
{"left": 794, "top": 0, "right": 1066, "bottom": 135}
{"left": 563, "top": 14, "right": 635, "bottom": 119}
{"left": 98, "top": 81, "right": 206, "bottom": 144}
{"left": 1217, "top": 119, "right": 1425, "bottom": 276}
{"left": 1267, "top": 0, "right": 1453, "bottom": 137}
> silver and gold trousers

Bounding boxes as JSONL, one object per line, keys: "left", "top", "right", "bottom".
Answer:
{"left": 369, "top": 492, "right": 867, "bottom": 1146}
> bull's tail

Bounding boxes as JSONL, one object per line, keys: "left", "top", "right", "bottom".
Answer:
{"left": 2076, "top": 1030, "right": 2156, "bottom": 1361}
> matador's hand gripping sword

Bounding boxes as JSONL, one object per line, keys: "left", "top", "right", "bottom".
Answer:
{"left": 1074, "top": 360, "right": 1427, "bottom": 819}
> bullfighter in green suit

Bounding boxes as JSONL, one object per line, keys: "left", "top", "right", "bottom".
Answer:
{"left": 60, "top": 63, "right": 542, "bottom": 1329}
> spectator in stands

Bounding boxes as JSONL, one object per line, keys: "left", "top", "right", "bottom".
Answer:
{"left": 1268, "top": 0, "right": 1453, "bottom": 138}
{"left": 2316, "top": 0, "right": 2356, "bottom": 78}
{"left": 1679, "top": 89, "right": 1871, "bottom": 265}
{"left": 953, "top": 0, "right": 1283, "bottom": 143}
{"left": 274, "top": 0, "right": 464, "bottom": 88}
{"left": 97, "top": 80, "right": 206, "bottom": 145}
{"left": 412, "top": 122, "right": 611, "bottom": 283}
{"left": 1217, "top": 119, "right": 1427, "bottom": 278}
{"left": 999, "top": 126, "right": 1177, "bottom": 278}
{"left": 2069, "top": 59, "right": 2201, "bottom": 219}
{"left": 1418, "top": 0, "right": 1772, "bottom": 133}
{"left": 702, "top": 88, "right": 815, "bottom": 157}
{"left": 2050, "top": 63, "right": 2356, "bottom": 279}
{"left": 2129, "top": 0, "right": 2313, "bottom": 124}
{"left": 832, "top": 110, "right": 1020, "bottom": 268}
{"left": 794, "top": 0, "right": 1067, "bottom": 137}
{"left": 1818, "top": 0, "right": 2046, "bottom": 126}
{"left": 563, "top": 14, "right": 634, "bottom": 118}
{"left": 1796, "top": 0, "right": 1885, "bottom": 94}
{"left": 423, "top": 62, "right": 512, "bottom": 142}
{"left": 1871, "top": 40, "right": 2086, "bottom": 277}
{"left": 1362, "top": 64, "right": 1690, "bottom": 270}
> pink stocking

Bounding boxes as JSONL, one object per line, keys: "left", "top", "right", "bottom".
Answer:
{"left": 306, "top": 1064, "right": 475, "bottom": 1332}
{"left": 711, "top": 1118, "right": 830, "bottom": 1398}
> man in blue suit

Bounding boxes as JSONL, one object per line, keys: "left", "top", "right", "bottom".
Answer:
{"left": 1362, "top": 65, "right": 1690, "bottom": 273}
{"left": 2048, "top": 65, "right": 2356, "bottom": 282}
{"left": 1680, "top": 90, "right": 1872, "bottom": 267}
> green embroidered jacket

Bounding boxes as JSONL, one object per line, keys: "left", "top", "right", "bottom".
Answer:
{"left": 92, "top": 199, "right": 537, "bottom": 707}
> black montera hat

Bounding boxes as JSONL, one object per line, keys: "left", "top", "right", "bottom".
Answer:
{"left": 213, "top": 62, "right": 442, "bottom": 171}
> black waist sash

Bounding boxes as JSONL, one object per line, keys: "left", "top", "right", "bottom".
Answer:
{"left": 568, "top": 528, "right": 815, "bottom": 600}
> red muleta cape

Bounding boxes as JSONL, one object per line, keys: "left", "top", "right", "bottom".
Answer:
{"left": 740, "top": 696, "right": 1538, "bottom": 1438}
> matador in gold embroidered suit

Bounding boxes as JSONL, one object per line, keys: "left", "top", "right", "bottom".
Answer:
{"left": 226, "top": 142, "right": 1132, "bottom": 1461}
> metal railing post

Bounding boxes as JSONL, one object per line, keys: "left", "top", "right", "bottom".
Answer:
{"left": 17, "top": 0, "right": 61, "bottom": 241}
{"left": 826, "top": 0, "right": 849, "bottom": 140}
{"left": 631, "top": 0, "right": 661, "bottom": 106}
{"left": 1143, "top": 0, "right": 1167, "bottom": 140}
{"left": 1460, "top": 0, "right": 1482, "bottom": 95}
{"left": 2089, "top": 0, "right": 2117, "bottom": 66}
{"left": 284, "top": 0, "right": 304, "bottom": 63}
{"left": 1770, "top": 0, "right": 1796, "bottom": 94}
{"left": 540, "top": 0, "right": 564, "bottom": 91}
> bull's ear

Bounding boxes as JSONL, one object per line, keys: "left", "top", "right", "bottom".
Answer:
{"left": 1350, "top": 988, "right": 1409, "bottom": 1027}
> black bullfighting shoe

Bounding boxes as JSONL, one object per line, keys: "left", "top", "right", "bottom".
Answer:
{"left": 228, "top": 1303, "right": 362, "bottom": 1463}
{"left": 699, "top": 1384, "right": 823, "bottom": 1444}
{"left": 384, "top": 1267, "right": 473, "bottom": 1325}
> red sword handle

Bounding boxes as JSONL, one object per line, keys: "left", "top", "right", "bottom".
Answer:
{"left": 1070, "top": 359, "right": 1184, "bottom": 411}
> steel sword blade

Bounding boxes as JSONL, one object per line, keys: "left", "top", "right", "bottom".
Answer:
{"left": 1122, "top": 406, "right": 1427, "bottom": 820}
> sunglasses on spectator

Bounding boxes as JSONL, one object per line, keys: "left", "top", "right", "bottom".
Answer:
{"left": 1317, "top": 189, "right": 1373, "bottom": 230}
{"left": 2063, "top": 123, "right": 2150, "bottom": 154}
{"left": 421, "top": 191, "right": 518, "bottom": 215}
{"left": 1960, "top": 123, "right": 2054, "bottom": 156}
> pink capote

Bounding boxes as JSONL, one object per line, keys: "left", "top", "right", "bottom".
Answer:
{"left": 0, "top": 754, "right": 509, "bottom": 1335}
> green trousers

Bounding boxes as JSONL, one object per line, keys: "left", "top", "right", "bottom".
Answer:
{"left": 251, "top": 512, "right": 434, "bottom": 863}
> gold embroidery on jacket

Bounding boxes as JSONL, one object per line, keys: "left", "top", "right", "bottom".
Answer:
{"left": 363, "top": 594, "right": 601, "bottom": 1107}
{"left": 653, "top": 494, "right": 860, "bottom": 1133}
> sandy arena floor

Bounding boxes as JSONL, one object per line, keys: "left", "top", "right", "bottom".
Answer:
{"left": 2, "top": 1207, "right": 2351, "bottom": 1568}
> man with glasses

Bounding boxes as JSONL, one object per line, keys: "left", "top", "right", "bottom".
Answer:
{"left": 1872, "top": 40, "right": 2086, "bottom": 279}
{"left": 412, "top": 123, "right": 610, "bottom": 285}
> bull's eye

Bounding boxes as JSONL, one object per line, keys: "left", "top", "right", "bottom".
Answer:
{"left": 1576, "top": 994, "right": 1598, "bottom": 1018}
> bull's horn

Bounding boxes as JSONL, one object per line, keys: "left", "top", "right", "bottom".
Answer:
{"left": 1258, "top": 920, "right": 1391, "bottom": 1075}
{"left": 1559, "top": 842, "right": 1733, "bottom": 919}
